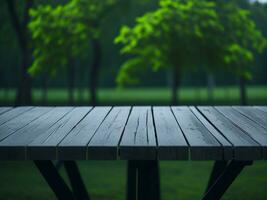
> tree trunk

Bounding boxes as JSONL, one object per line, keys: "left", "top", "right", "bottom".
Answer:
{"left": 90, "top": 38, "right": 101, "bottom": 106}
{"left": 6, "top": 0, "right": 33, "bottom": 105}
{"left": 171, "top": 67, "right": 180, "bottom": 105}
{"left": 42, "top": 75, "right": 48, "bottom": 105}
{"left": 16, "top": 48, "right": 32, "bottom": 105}
{"left": 76, "top": 60, "right": 84, "bottom": 105}
{"left": 68, "top": 58, "right": 75, "bottom": 105}
{"left": 239, "top": 76, "right": 247, "bottom": 105}
{"left": 207, "top": 73, "right": 215, "bottom": 104}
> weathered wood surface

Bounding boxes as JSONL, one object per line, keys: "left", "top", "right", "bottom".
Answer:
{"left": 234, "top": 106, "right": 267, "bottom": 129}
{"left": 189, "top": 106, "right": 233, "bottom": 160}
{"left": 88, "top": 107, "right": 131, "bottom": 159}
{"left": 58, "top": 107, "right": 111, "bottom": 160}
{"left": 153, "top": 107, "right": 188, "bottom": 160}
{"left": 0, "top": 107, "right": 13, "bottom": 115}
{"left": 198, "top": 107, "right": 261, "bottom": 160}
{"left": 0, "top": 106, "right": 266, "bottom": 160}
{"left": 0, "top": 107, "right": 72, "bottom": 160}
{"left": 28, "top": 107, "right": 92, "bottom": 160}
{"left": 216, "top": 106, "right": 267, "bottom": 159}
{"left": 120, "top": 107, "right": 156, "bottom": 160}
{"left": 255, "top": 106, "right": 267, "bottom": 113}
{"left": 0, "top": 107, "right": 32, "bottom": 126}
{"left": 172, "top": 106, "right": 222, "bottom": 160}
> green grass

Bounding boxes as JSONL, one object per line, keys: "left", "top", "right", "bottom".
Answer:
{"left": 1, "top": 85, "right": 267, "bottom": 105}
{"left": 0, "top": 161, "right": 267, "bottom": 200}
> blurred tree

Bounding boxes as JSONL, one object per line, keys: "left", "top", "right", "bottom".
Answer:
{"left": 5, "top": 0, "right": 34, "bottom": 105}
{"left": 28, "top": 1, "right": 91, "bottom": 105}
{"left": 216, "top": 0, "right": 267, "bottom": 105}
{"left": 115, "top": 0, "right": 267, "bottom": 104}
{"left": 28, "top": 0, "right": 129, "bottom": 105}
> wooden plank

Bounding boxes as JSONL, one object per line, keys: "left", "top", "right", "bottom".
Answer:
{"left": 172, "top": 106, "right": 223, "bottom": 160}
{"left": 254, "top": 106, "right": 267, "bottom": 113}
{"left": 198, "top": 107, "right": 261, "bottom": 160}
{"left": 27, "top": 107, "right": 92, "bottom": 160}
{"left": 153, "top": 107, "right": 188, "bottom": 160}
{"left": 119, "top": 107, "right": 156, "bottom": 160}
{"left": 216, "top": 106, "right": 267, "bottom": 159}
{"left": 58, "top": 107, "right": 111, "bottom": 160}
{"left": 234, "top": 106, "right": 267, "bottom": 129}
{"left": 0, "top": 107, "right": 72, "bottom": 160}
{"left": 0, "top": 107, "right": 32, "bottom": 126}
{"left": 0, "top": 107, "right": 12, "bottom": 115}
{"left": 88, "top": 107, "right": 131, "bottom": 160}
{"left": 0, "top": 107, "right": 52, "bottom": 142}
{"left": 189, "top": 106, "right": 233, "bottom": 160}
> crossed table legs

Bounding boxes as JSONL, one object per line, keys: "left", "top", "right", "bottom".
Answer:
{"left": 34, "top": 160, "right": 252, "bottom": 200}
{"left": 34, "top": 161, "right": 90, "bottom": 200}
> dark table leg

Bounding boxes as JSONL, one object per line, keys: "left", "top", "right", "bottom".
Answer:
{"left": 202, "top": 160, "right": 253, "bottom": 200}
{"left": 34, "top": 160, "right": 74, "bottom": 200}
{"left": 127, "top": 160, "right": 160, "bottom": 200}
{"left": 205, "top": 161, "right": 228, "bottom": 193}
{"left": 127, "top": 160, "right": 137, "bottom": 200}
{"left": 64, "top": 161, "right": 90, "bottom": 200}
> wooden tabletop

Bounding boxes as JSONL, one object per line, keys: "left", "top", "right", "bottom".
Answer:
{"left": 0, "top": 106, "right": 266, "bottom": 161}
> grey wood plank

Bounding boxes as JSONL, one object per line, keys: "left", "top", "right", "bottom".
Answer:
{"left": 216, "top": 106, "right": 267, "bottom": 159}
{"left": 88, "top": 106, "right": 131, "bottom": 160}
{"left": 234, "top": 106, "right": 267, "bottom": 129}
{"left": 153, "top": 107, "right": 188, "bottom": 160}
{"left": 198, "top": 106, "right": 261, "bottom": 160}
{"left": 58, "top": 107, "right": 111, "bottom": 160}
{"left": 172, "top": 106, "right": 223, "bottom": 160}
{"left": 0, "top": 107, "right": 12, "bottom": 115}
{"left": 189, "top": 106, "right": 233, "bottom": 160}
{"left": 119, "top": 107, "right": 156, "bottom": 160}
{"left": 254, "top": 106, "right": 267, "bottom": 113}
{"left": 0, "top": 107, "right": 52, "bottom": 142}
{"left": 0, "top": 107, "right": 33, "bottom": 126}
{"left": 0, "top": 107, "right": 72, "bottom": 160}
{"left": 27, "top": 107, "right": 92, "bottom": 160}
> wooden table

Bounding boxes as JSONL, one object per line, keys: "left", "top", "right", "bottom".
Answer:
{"left": 0, "top": 106, "right": 266, "bottom": 200}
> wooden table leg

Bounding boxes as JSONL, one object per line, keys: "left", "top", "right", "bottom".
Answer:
{"left": 205, "top": 161, "right": 228, "bottom": 193}
{"left": 202, "top": 161, "right": 253, "bottom": 200}
{"left": 64, "top": 161, "right": 90, "bottom": 200}
{"left": 127, "top": 160, "right": 160, "bottom": 200}
{"left": 34, "top": 160, "right": 74, "bottom": 200}
{"left": 127, "top": 160, "right": 137, "bottom": 200}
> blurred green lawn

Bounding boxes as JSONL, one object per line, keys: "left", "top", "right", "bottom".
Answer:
{"left": 0, "top": 85, "right": 267, "bottom": 105}
{"left": 0, "top": 161, "right": 267, "bottom": 200}
{"left": 0, "top": 86, "right": 267, "bottom": 200}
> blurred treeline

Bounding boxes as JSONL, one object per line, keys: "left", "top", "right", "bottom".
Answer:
{"left": 0, "top": 0, "right": 266, "bottom": 105}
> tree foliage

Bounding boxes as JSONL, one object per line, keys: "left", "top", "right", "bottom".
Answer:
{"left": 28, "top": 0, "right": 117, "bottom": 76}
{"left": 115, "top": 0, "right": 267, "bottom": 86}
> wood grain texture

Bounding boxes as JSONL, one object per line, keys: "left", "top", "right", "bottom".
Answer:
{"left": 0, "top": 107, "right": 12, "bottom": 115}
{"left": 234, "top": 106, "right": 267, "bottom": 129}
{"left": 198, "top": 106, "right": 261, "bottom": 160}
{"left": 216, "top": 106, "right": 267, "bottom": 159}
{"left": 172, "top": 106, "right": 222, "bottom": 160}
{"left": 119, "top": 107, "right": 156, "bottom": 160}
{"left": 27, "top": 107, "right": 92, "bottom": 160}
{"left": 0, "top": 107, "right": 32, "bottom": 126}
{"left": 0, "top": 107, "right": 72, "bottom": 160}
{"left": 88, "top": 107, "right": 131, "bottom": 160}
{"left": 189, "top": 106, "right": 233, "bottom": 160}
{"left": 0, "top": 107, "right": 52, "bottom": 142}
{"left": 153, "top": 107, "right": 188, "bottom": 160}
{"left": 0, "top": 106, "right": 266, "bottom": 161}
{"left": 254, "top": 106, "right": 267, "bottom": 113}
{"left": 58, "top": 107, "right": 111, "bottom": 160}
